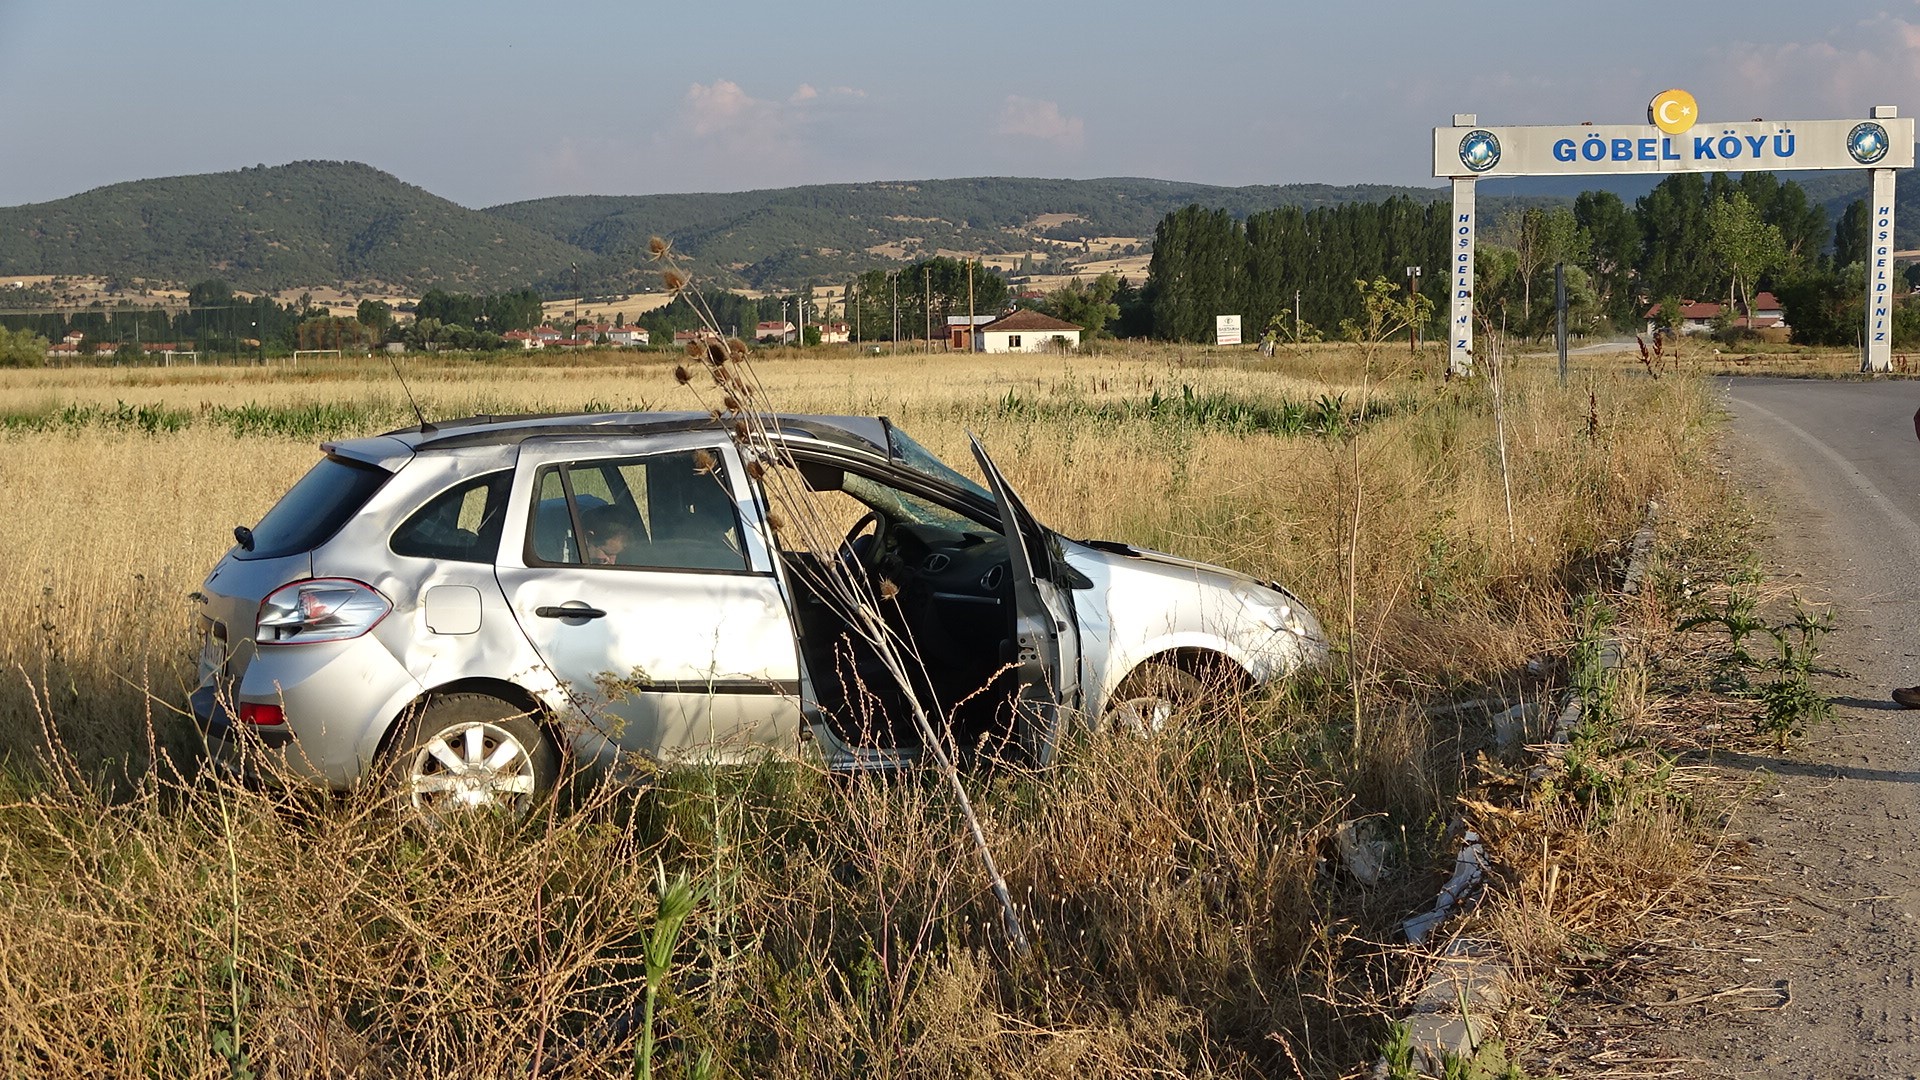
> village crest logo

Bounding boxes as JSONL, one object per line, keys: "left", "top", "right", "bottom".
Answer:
{"left": 1457, "top": 130, "right": 1501, "bottom": 173}
{"left": 1848, "top": 121, "right": 1891, "bottom": 165}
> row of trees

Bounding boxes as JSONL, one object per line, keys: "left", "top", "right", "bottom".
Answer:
{"left": 0, "top": 282, "right": 560, "bottom": 357}
{"left": 1141, "top": 198, "right": 1449, "bottom": 343}
{"left": 1136, "top": 173, "right": 1890, "bottom": 347}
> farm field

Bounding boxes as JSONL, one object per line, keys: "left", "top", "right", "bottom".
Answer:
{"left": 0, "top": 342, "right": 1732, "bottom": 1077}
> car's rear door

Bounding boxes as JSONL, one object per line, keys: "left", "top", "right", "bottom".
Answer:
{"left": 495, "top": 435, "right": 805, "bottom": 765}
{"left": 968, "top": 434, "right": 1081, "bottom": 764}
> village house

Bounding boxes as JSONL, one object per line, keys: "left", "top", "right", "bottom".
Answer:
{"left": 502, "top": 329, "right": 544, "bottom": 350}
{"left": 1644, "top": 292, "right": 1788, "bottom": 336}
{"left": 815, "top": 321, "right": 849, "bottom": 345}
{"left": 755, "top": 320, "right": 796, "bottom": 344}
{"left": 946, "top": 314, "right": 997, "bottom": 351}
{"left": 977, "top": 309, "right": 1082, "bottom": 354}
{"left": 606, "top": 325, "right": 650, "bottom": 347}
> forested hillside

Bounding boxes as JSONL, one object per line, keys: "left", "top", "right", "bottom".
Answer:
{"left": 3, "top": 158, "right": 1909, "bottom": 305}
{"left": 0, "top": 162, "right": 590, "bottom": 294}
{"left": 488, "top": 178, "right": 1443, "bottom": 292}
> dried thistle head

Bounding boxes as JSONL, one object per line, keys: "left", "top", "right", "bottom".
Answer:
{"left": 647, "top": 236, "right": 670, "bottom": 257}
{"left": 726, "top": 338, "right": 748, "bottom": 361}
{"left": 691, "top": 448, "right": 717, "bottom": 475}
{"left": 723, "top": 393, "right": 742, "bottom": 413}
{"left": 878, "top": 578, "right": 900, "bottom": 601}
{"left": 707, "top": 407, "right": 723, "bottom": 421}
{"left": 732, "top": 419, "right": 749, "bottom": 439}
{"left": 662, "top": 268, "right": 689, "bottom": 292}
{"left": 684, "top": 339, "right": 706, "bottom": 360}
{"left": 745, "top": 459, "right": 766, "bottom": 480}
{"left": 767, "top": 510, "right": 787, "bottom": 533}
{"left": 710, "top": 363, "right": 729, "bottom": 386}
{"left": 672, "top": 364, "right": 693, "bottom": 385}
{"left": 705, "top": 342, "right": 729, "bottom": 368}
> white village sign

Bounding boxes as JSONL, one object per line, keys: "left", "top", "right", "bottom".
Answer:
{"left": 1434, "top": 94, "right": 1915, "bottom": 375}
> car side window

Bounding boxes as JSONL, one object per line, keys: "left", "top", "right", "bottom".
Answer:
{"left": 390, "top": 471, "right": 511, "bottom": 562}
{"left": 527, "top": 449, "right": 749, "bottom": 573}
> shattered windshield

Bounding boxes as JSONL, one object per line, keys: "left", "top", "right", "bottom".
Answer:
{"left": 886, "top": 427, "right": 995, "bottom": 504}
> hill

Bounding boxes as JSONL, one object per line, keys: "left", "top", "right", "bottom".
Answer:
{"left": 0, "top": 161, "right": 592, "bottom": 294}
{"left": 12, "top": 162, "right": 1777, "bottom": 297}
{"left": 485, "top": 177, "right": 1448, "bottom": 292}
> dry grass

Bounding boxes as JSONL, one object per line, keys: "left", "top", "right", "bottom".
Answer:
{"left": 0, "top": 343, "right": 1727, "bottom": 1077}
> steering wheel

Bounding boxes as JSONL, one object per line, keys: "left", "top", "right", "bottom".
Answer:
{"left": 839, "top": 510, "right": 882, "bottom": 569}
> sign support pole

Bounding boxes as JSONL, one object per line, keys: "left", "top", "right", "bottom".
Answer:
{"left": 1449, "top": 173, "right": 1476, "bottom": 378}
{"left": 1866, "top": 111, "right": 1899, "bottom": 372}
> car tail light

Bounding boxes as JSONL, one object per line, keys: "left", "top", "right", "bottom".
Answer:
{"left": 239, "top": 702, "right": 285, "bottom": 726}
{"left": 257, "top": 578, "right": 391, "bottom": 644}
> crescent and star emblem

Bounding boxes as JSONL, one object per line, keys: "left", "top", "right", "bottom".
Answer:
{"left": 1649, "top": 89, "right": 1699, "bottom": 135}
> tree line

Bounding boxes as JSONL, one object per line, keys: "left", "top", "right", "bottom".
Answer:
{"left": 1134, "top": 173, "right": 1898, "bottom": 348}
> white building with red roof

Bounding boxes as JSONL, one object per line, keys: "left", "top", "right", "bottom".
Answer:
{"left": 977, "top": 309, "right": 1082, "bottom": 353}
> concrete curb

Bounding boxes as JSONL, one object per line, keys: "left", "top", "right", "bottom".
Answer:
{"left": 1373, "top": 500, "right": 1661, "bottom": 1076}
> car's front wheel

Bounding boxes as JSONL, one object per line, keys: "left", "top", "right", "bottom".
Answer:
{"left": 1101, "top": 661, "right": 1207, "bottom": 736}
{"left": 384, "top": 694, "right": 559, "bottom": 820}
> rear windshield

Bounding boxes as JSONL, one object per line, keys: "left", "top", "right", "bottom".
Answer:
{"left": 238, "top": 455, "right": 392, "bottom": 561}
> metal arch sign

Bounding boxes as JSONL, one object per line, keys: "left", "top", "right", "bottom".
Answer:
{"left": 1431, "top": 98, "right": 1914, "bottom": 376}
{"left": 1432, "top": 118, "right": 1914, "bottom": 177}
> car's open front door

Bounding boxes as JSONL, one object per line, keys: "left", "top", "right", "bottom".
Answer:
{"left": 968, "top": 434, "right": 1081, "bottom": 765}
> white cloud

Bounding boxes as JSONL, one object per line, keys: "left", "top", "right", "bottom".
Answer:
{"left": 684, "top": 79, "right": 766, "bottom": 139}
{"left": 1710, "top": 14, "right": 1920, "bottom": 116}
{"left": 993, "top": 96, "right": 1085, "bottom": 149}
{"left": 675, "top": 79, "right": 869, "bottom": 152}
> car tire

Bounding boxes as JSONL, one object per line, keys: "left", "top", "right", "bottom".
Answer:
{"left": 383, "top": 694, "right": 558, "bottom": 820}
{"left": 1101, "top": 661, "right": 1208, "bottom": 736}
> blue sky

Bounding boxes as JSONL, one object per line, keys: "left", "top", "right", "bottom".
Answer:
{"left": 0, "top": 0, "right": 1913, "bottom": 208}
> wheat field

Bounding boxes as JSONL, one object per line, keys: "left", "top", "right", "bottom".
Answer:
{"left": 0, "top": 342, "right": 1717, "bottom": 1078}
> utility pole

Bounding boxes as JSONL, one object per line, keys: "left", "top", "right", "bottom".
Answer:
{"left": 967, "top": 260, "right": 975, "bottom": 353}
{"left": 1405, "top": 266, "right": 1422, "bottom": 354}
{"left": 1555, "top": 262, "right": 1568, "bottom": 387}
{"left": 890, "top": 271, "right": 898, "bottom": 356}
{"left": 797, "top": 286, "right": 806, "bottom": 348}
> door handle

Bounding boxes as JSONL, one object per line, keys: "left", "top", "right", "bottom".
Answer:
{"left": 535, "top": 604, "right": 608, "bottom": 620}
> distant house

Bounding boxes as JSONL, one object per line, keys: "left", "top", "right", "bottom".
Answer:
{"left": 1645, "top": 292, "right": 1788, "bottom": 335}
{"left": 756, "top": 320, "right": 796, "bottom": 344}
{"left": 946, "top": 314, "right": 997, "bottom": 351}
{"left": 61, "top": 331, "right": 84, "bottom": 346}
{"left": 532, "top": 325, "right": 563, "bottom": 344}
{"left": 503, "top": 329, "right": 544, "bottom": 350}
{"left": 977, "top": 309, "right": 1082, "bottom": 354}
{"left": 816, "top": 321, "right": 849, "bottom": 345}
{"left": 606, "top": 326, "right": 650, "bottom": 347}
{"left": 46, "top": 342, "right": 80, "bottom": 359}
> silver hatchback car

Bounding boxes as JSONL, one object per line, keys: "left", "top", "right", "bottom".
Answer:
{"left": 192, "top": 412, "right": 1327, "bottom": 812}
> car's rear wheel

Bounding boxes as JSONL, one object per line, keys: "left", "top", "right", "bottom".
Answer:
{"left": 384, "top": 694, "right": 558, "bottom": 820}
{"left": 1101, "top": 661, "right": 1208, "bottom": 736}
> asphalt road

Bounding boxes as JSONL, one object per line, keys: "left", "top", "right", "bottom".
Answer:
{"left": 1664, "top": 377, "right": 1920, "bottom": 1076}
